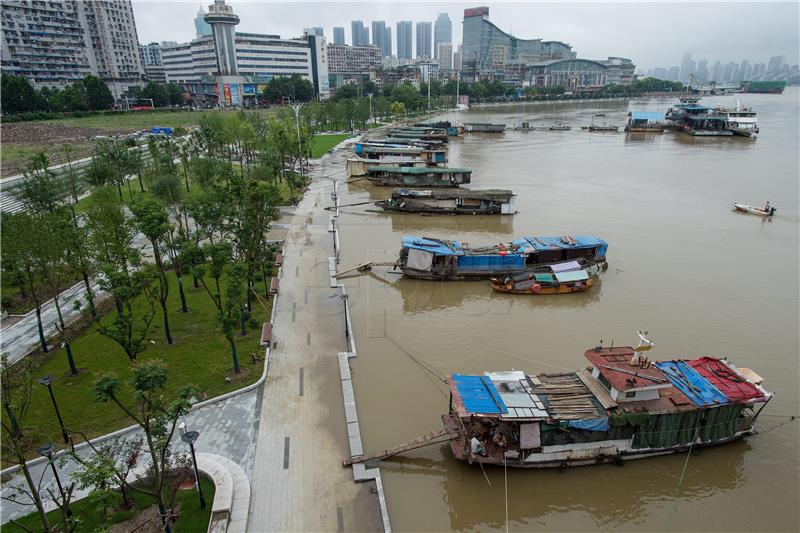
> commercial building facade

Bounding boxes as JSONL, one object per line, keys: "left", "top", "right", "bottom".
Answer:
{"left": 526, "top": 59, "right": 607, "bottom": 91}
{"left": 461, "top": 6, "right": 572, "bottom": 75}
{"left": 327, "top": 42, "right": 381, "bottom": 88}
{"left": 1, "top": 0, "right": 145, "bottom": 99}
{"left": 600, "top": 57, "right": 635, "bottom": 85}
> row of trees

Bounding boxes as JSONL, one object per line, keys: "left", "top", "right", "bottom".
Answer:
{"left": 1, "top": 74, "right": 115, "bottom": 114}
{"left": 2, "top": 110, "right": 318, "bottom": 530}
{"left": 126, "top": 81, "right": 187, "bottom": 108}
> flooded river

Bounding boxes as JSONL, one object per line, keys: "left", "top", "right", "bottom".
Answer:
{"left": 332, "top": 88, "right": 799, "bottom": 532}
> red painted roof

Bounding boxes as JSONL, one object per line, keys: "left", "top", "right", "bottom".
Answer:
{"left": 584, "top": 347, "right": 667, "bottom": 392}
{"left": 687, "top": 357, "right": 764, "bottom": 403}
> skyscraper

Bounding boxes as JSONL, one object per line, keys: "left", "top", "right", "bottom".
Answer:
{"left": 437, "top": 42, "right": 453, "bottom": 70}
{"left": 416, "top": 21, "right": 432, "bottom": 59}
{"left": 695, "top": 60, "right": 708, "bottom": 82}
{"left": 396, "top": 21, "right": 413, "bottom": 60}
{"left": 308, "top": 27, "right": 324, "bottom": 37}
{"left": 678, "top": 52, "right": 695, "bottom": 83}
{"left": 333, "top": 26, "right": 345, "bottom": 45}
{"left": 351, "top": 20, "right": 369, "bottom": 46}
{"left": 195, "top": 6, "right": 212, "bottom": 38}
{"left": 433, "top": 13, "right": 452, "bottom": 59}
{"left": 371, "top": 21, "right": 390, "bottom": 57}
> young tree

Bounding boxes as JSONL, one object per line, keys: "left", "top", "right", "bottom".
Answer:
{"left": 36, "top": 212, "right": 72, "bottom": 330}
{"left": 85, "top": 189, "right": 156, "bottom": 362}
{"left": 132, "top": 199, "right": 174, "bottom": 343}
{"left": 82, "top": 75, "right": 114, "bottom": 111}
{"left": 92, "top": 361, "right": 198, "bottom": 529}
{"left": 2, "top": 213, "right": 50, "bottom": 352}
{"left": 193, "top": 244, "right": 245, "bottom": 373}
{"left": 14, "top": 152, "right": 67, "bottom": 215}
{"left": 1, "top": 356, "right": 51, "bottom": 532}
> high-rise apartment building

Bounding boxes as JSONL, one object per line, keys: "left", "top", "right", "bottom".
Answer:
{"left": 333, "top": 26, "right": 345, "bottom": 45}
{"left": 194, "top": 6, "right": 212, "bottom": 38}
{"left": 308, "top": 27, "right": 324, "bottom": 37}
{"left": 351, "top": 20, "right": 369, "bottom": 46}
{"left": 1, "top": 0, "right": 145, "bottom": 99}
{"left": 453, "top": 45, "right": 462, "bottom": 70}
{"left": 678, "top": 52, "right": 695, "bottom": 83}
{"left": 371, "top": 21, "right": 391, "bottom": 57}
{"left": 437, "top": 42, "right": 453, "bottom": 70}
{"left": 396, "top": 21, "right": 413, "bottom": 60}
{"left": 433, "top": 13, "right": 452, "bottom": 59}
{"left": 694, "top": 60, "right": 708, "bottom": 82}
{"left": 416, "top": 21, "right": 432, "bottom": 59}
{"left": 140, "top": 42, "right": 163, "bottom": 66}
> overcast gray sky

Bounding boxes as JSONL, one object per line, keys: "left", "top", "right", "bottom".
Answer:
{"left": 132, "top": 1, "right": 799, "bottom": 70}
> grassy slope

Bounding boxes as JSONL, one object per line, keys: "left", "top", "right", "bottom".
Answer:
{"left": 2, "top": 271, "right": 272, "bottom": 462}
{"left": 310, "top": 133, "right": 350, "bottom": 158}
{"left": 6, "top": 475, "right": 215, "bottom": 532}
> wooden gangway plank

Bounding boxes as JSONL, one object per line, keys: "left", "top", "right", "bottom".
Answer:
{"left": 343, "top": 428, "right": 460, "bottom": 465}
{"left": 335, "top": 261, "right": 398, "bottom": 279}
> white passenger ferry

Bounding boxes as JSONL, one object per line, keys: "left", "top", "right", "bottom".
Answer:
{"left": 717, "top": 100, "right": 759, "bottom": 137}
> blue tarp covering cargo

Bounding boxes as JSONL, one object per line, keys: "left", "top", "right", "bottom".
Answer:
{"left": 629, "top": 111, "right": 666, "bottom": 122}
{"left": 567, "top": 418, "right": 609, "bottom": 431}
{"left": 151, "top": 127, "right": 173, "bottom": 135}
{"left": 457, "top": 254, "right": 524, "bottom": 271}
{"left": 513, "top": 235, "right": 608, "bottom": 259}
{"left": 655, "top": 361, "right": 729, "bottom": 407}
{"left": 452, "top": 374, "right": 508, "bottom": 414}
{"left": 402, "top": 236, "right": 463, "bottom": 256}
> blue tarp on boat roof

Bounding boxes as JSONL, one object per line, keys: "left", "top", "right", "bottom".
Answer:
{"left": 401, "top": 236, "right": 463, "bottom": 256}
{"left": 457, "top": 254, "right": 524, "bottom": 271}
{"left": 654, "top": 361, "right": 729, "bottom": 407}
{"left": 630, "top": 111, "right": 666, "bottom": 122}
{"left": 567, "top": 418, "right": 609, "bottom": 431}
{"left": 515, "top": 236, "right": 608, "bottom": 253}
{"left": 452, "top": 374, "right": 508, "bottom": 414}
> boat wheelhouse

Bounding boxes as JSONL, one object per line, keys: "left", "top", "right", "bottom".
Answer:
{"left": 397, "top": 235, "right": 608, "bottom": 280}
{"left": 366, "top": 167, "right": 471, "bottom": 188}
{"left": 666, "top": 97, "right": 734, "bottom": 136}
{"left": 443, "top": 343, "right": 772, "bottom": 468}
{"left": 717, "top": 101, "right": 759, "bottom": 137}
{"left": 375, "top": 188, "right": 517, "bottom": 215}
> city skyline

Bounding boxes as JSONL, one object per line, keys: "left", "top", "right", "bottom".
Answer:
{"left": 132, "top": 2, "right": 799, "bottom": 69}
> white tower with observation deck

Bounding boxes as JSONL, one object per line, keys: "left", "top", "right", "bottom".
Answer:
{"left": 204, "top": 0, "right": 240, "bottom": 76}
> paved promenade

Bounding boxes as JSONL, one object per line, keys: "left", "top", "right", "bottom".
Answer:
{"left": 248, "top": 170, "right": 382, "bottom": 532}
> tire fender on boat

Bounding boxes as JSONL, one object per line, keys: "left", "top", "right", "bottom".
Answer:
{"left": 531, "top": 283, "right": 542, "bottom": 294}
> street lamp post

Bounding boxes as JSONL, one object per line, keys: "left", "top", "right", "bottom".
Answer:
{"left": 39, "top": 375, "right": 69, "bottom": 444}
{"left": 340, "top": 293, "right": 349, "bottom": 341}
{"left": 290, "top": 102, "right": 304, "bottom": 176}
{"left": 181, "top": 430, "right": 206, "bottom": 509}
{"left": 367, "top": 93, "right": 373, "bottom": 128}
{"left": 37, "top": 443, "right": 72, "bottom": 517}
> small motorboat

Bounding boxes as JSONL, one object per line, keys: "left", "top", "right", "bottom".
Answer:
{"left": 732, "top": 203, "right": 776, "bottom": 217}
{"left": 491, "top": 262, "right": 594, "bottom": 294}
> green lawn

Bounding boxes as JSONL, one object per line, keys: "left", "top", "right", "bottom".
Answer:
{"left": 2, "top": 271, "right": 273, "bottom": 464}
{"left": 310, "top": 133, "right": 350, "bottom": 158}
{"left": 6, "top": 475, "right": 215, "bottom": 532}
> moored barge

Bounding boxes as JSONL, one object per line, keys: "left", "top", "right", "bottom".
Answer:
{"left": 464, "top": 122, "right": 506, "bottom": 133}
{"left": 375, "top": 188, "right": 517, "bottom": 215}
{"left": 443, "top": 339, "right": 772, "bottom": 468}
{"left": 366, "top": 167, "right": 471, "bottom": 188}
{"left": 491, "top": 263, "right": 592, "bottom": 294}
{"left": 396, "top": 235, "right": 608, "bottom": 280}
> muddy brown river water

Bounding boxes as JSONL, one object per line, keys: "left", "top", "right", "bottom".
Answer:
{"left": 331, "top": 89, "right": 799, "bottom": 532}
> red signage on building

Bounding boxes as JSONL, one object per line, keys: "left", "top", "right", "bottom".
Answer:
{"left": 464, "top": 6, "right": 489, "bottom": 18}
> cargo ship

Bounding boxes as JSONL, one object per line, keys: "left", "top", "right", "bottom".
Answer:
{"left": 375, "top": 188, "right": 516, "bottom": 215}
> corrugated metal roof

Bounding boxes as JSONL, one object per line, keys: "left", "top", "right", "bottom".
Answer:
{"left": 655, "top": 361, "right": 729, "bottom": 407}
{"left": 402, "top": 236, "right": 463, "bottom": 256}
{"left": 452, "top": 374, "right": 508, "bottom": 414}
{"left": 629, "top": 111, "right": 666, "bottom": 121}
{"left": 368, "top": 166, "right": 472, "bottom": 174}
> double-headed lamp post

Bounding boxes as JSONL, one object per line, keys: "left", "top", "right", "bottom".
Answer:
{"left": 290, "top": 102, "right": 305, "bottom": 175}
{"left": 37, "top": 443, "right": 72, "bottom": 517}
{"left": 39, "top": 375, "right": 69, "bottom": 444}
{"left": 182, "top": 430, "right": 206, "bottom": 509}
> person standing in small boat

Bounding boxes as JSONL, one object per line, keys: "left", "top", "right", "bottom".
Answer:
{"left": 764, "top": 201, "right": 771, "bottom": 212}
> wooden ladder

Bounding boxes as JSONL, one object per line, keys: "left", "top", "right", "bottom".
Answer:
{"left": 343, "top": 428, "right": 460, "bottom": 465}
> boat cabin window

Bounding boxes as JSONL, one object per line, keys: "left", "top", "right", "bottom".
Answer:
{"left": 625, "top": 391, "right": 636, "bottom": 398}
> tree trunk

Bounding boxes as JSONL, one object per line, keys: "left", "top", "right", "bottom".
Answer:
{"left": 51, "top": 286, "right": 65, "bottom": 330}
{"left": 19, "top": 456, "right": 51, "bottom": 532}
{"left": 28, "top": 272, "right": 48, "bottom": 353}
{"left": 161, "top": 299, "right": 173, "bottom": 344}
{"left": 82, "top": 271, "right": 97, "bottom": 319}
{"left": 176, "top": 275, "right": 188, "bottom": 312}
{"left": 65, "top": 342, "right": 78, "bottom": 375}
{"left": 137, "top": 172, "right": 145, "bottom": 193}
{"left": 228, "top": 337, "right": 240, "bottom": 373}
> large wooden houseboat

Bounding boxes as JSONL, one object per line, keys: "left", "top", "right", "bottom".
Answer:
{"left": 442, "top": 340, "right": 772, "bottom": 468}
{"left": 366, "top": 167, "right": 472, "bottom": 188}
{"left": 396, "top": 235, "right": 608, "bottom": 280}
{"left": 375, "top": 188, "right": 517, "bottom": 215}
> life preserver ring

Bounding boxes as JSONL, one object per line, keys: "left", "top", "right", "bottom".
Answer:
{"left": 530, "top": 283, "right": 542, "bottom": 294}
